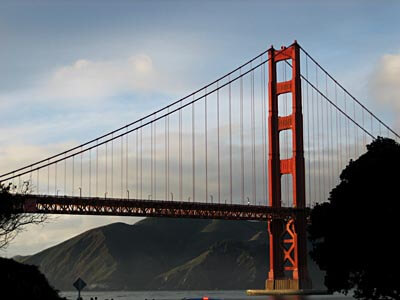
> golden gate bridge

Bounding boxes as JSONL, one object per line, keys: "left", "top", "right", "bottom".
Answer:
{"left": 1, "top": 41, "right": 399, "bottom": 293}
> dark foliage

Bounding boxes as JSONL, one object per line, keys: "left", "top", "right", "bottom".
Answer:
{"left": 0, "top": 257, "right": 64, "bottom": 299}
{"left": 0, "top": 182, "right": 47, "bottom": 248}
{"left": 309, "top": 137, "right": 400, "bottom": 300}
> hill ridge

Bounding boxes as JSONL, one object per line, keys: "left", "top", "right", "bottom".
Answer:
{"left": 18, "top": 218, "right": 324, "bottom": 290}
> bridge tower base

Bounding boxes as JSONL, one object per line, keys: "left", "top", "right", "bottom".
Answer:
{"left": 246, "top": 288, "right": 329, "bottom": 296}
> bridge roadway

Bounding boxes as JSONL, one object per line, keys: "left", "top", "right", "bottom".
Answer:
{"left": 16, "top": 194, "right": 308, "bottom": 221}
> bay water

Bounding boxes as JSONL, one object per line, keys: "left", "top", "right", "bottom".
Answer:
{"left": 61, "top": 290, "right": 353, "bottom": 300}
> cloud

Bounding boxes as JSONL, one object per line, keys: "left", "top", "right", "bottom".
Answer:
{"left": 0, "top": 51, "right": 189, "bottom": 113}
{"left": 40, "top": 54, "right": 157, "bottom": 101}
{"left": 369, "top": 52, "right": 400, "bottom": 130}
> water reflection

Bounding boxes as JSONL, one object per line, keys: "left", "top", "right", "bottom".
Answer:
{"left": 260, "top": 297, "right": 308, "bottom": 300}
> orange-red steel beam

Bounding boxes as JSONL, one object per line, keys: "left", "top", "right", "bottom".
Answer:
{"left": 17, "top": 194, "right": 308, "bottom": 221}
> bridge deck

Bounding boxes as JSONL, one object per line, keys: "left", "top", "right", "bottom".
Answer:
{"left": 18, "top": 194, "right": 308, "bottom": 221}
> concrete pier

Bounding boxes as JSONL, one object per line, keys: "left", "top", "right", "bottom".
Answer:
{"left": 246, "top": 289, "right": 330, "bottom": 296}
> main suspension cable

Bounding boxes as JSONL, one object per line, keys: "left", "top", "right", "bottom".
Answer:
{"left": 0, "top": 46, "right": 275, "bottom": 179}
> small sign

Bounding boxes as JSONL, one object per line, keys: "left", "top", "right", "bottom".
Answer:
{"left": 73, "top": 277, "right": 87, "bottom": 291}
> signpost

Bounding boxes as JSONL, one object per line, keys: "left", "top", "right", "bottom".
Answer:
{"left": 73, "top": 277, "right": 87, "bottom": 300}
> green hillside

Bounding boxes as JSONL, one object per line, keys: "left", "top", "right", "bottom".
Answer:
{"left": 17, "top": 218, "right": 324, "bottom": 291}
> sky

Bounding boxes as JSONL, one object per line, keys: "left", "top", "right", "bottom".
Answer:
{"left": 1, "top": 0, "right": 400, "bottom": 257}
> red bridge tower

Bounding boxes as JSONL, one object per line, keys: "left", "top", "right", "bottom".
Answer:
{"left": 266, "top": 42, "right": 312, "bottom": 291}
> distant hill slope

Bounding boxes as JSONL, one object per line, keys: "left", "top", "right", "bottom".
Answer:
{"left": 17, "top": 218, "right": 324, "bottom": 291}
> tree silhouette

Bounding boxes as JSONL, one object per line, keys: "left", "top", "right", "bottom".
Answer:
{"left": 0, "top": 257, "right": 65, "bottom": 300}
{"left": 309, "top": 137, "right": 400, "bottom": 300}
{"left": 0, "top": 181, "right": 47, "bottom": 249}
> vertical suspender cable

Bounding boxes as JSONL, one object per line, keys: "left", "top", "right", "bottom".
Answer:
{"left": 151, "top": 121, "right": 154, "bottom": 199}
{"left": 153, "top": 118, "right": 156, "bottom": 200}
{"left": 325, "top": 73, "right": 331, "bottom": 192}
{"left": 48, "top": 160, "right": 50, "bottom": 195}
{"left": 153, "top": 119, "right": 156, "bottom": 200}
{"left": 306, "top": 55, "right": 311, "bottom": 207}
{"left": 348, "top": 104, "right": 354, "bottom": 157}
{"left": 354, "top": 100, "right": 358, "bottom": 157}
{"left": 328, "top": 80, "right": 333, "bottom": 189}
{"left": 229, "top": 77, "right": 233, "bottom": 205}
{"left": 317, "top": 66, "right": 325, "bottom": 201}
{"left": 106, "top": 142, "right": 108, "bottom": 197}
{"left": 251, "top": 67, "right": 254, "bottom": 204}
{"left": 321, "top": 69, "right": 326, "bottom": 200}
{"left": 89, "top": 148, "right": 92, "bottom": 197}
{"left": 346, "top": 93, "right": 351, "bottom": 159}
{"left": 335, "top": 84, "right": 341, "bottom": 176}
{"left": 80, "top": 148, "right": 82, "bottom": 196}
{"left": 136, "top": 130, "right": 139, "bottom": 199}
{"left": 370, "top": 114, "right": 373, "bottom": 142}
{"left": 205, "top": 87, "right": 208, "bottom": 203}
{"left": 167, "top": 110, "right": 170, "bottom": 200}
{"left": 30, "top": 165, "right": 32, "bottom": 188}
{"left": 284, "top": 62, "right": 289, "bottom": 206}
{"left": 334, "top": 85, "right": 339, "bottom": 184}
{"left": 329, "top": 76, "right": 334, "bottom": 188}
{"left": 179, "top": 101, "right": 183, "bottom": 201}
{"left": 126, "top": 127, "right": 129, "bottom": 198}
{"left": 329, "top": 82, "right": 333, "bottom": 189}
{"left": 262, "top": 62, "right": 267, "bottom": 205}
{"left": 121, "top": 135, "right": 123, "bottom": 198}
{"left": 96, "top": 139, "right": 98, "bottom": 197}
{"left": 165, "top": 114, "right": 168, "bottom": 201}
{"left": 111, "top": 134, "right": 113, "bottom": 198}
{"left": 64, "top": 154, "right": 67, "bottom": 195}
{"left": 55, "top": 163, "right": 57, "bottom": 195}
{"left": 311, "top": 77, "right": 316, "bottom": 204}
{"left": 251, "top": 69, "right": 256, "bottom": 205}
{"left": 217, "top": 82, "right": 221, "bottom": 204}
{"left": 192, "top": 97, "right": 195, "bottom": 202}
{"left": 140, "top": 123, "right": 143, "bottom": 200}
{"left": 344, "top": 92, "right": 349, "bottom": 160}
{"left": 240, "top": 69, "right": 244, "bottom": 204}
{"left": 362, "top": 110, "right": 366, "bottom": 146}
{"left": 316, "top": 64, "right": 322, "bottom": 202}
{"left": 72, "top": 156, "right": 75, "bottom": 196}
{"left": 261, "top": 63, "right": 266, "bottom": 206}
{"left": 339, "top": 87, "right": 344, "bottom": 169}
